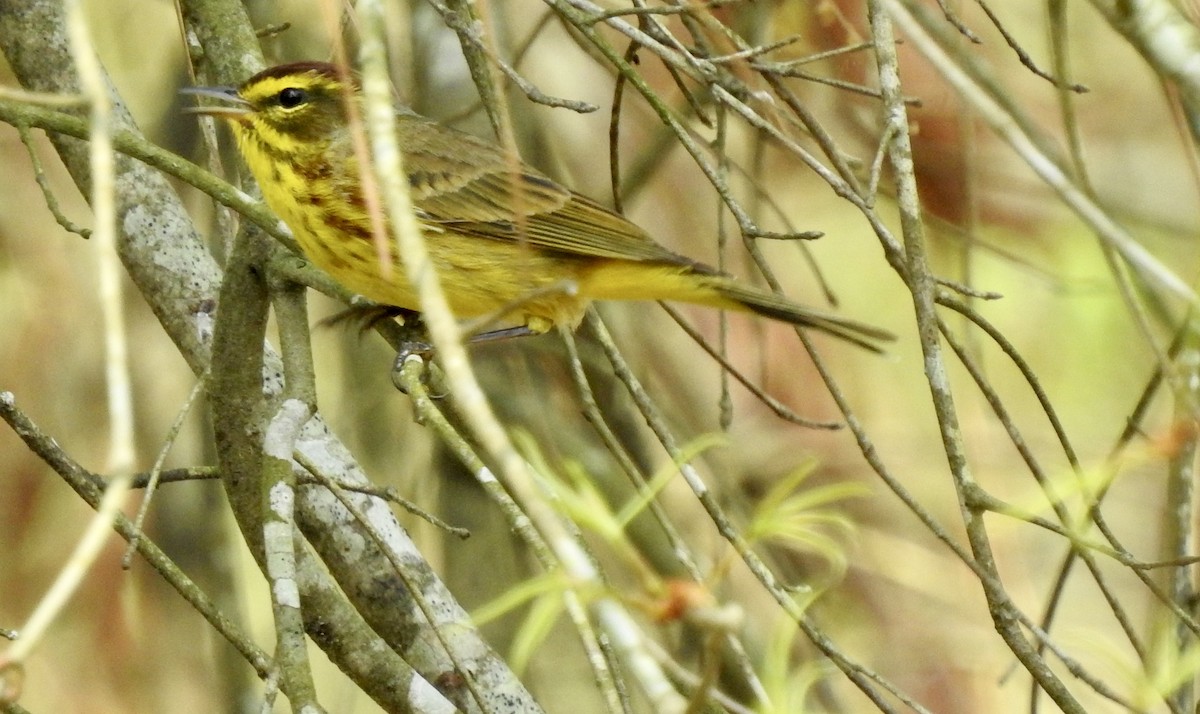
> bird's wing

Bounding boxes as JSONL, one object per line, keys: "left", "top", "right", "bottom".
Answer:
{"left": 398, "top": 116, "right": 693, "bottom": 266}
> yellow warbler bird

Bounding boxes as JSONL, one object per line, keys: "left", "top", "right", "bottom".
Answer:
{"left": 186, "top": 61, "right": 890, "bottom": 350}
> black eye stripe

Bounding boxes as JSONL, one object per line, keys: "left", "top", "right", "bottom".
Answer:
{"left": 278, "top": 87, "right": 307, "bottom": 108}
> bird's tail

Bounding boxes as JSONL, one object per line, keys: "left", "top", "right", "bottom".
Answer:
{"left": 579, "top": 261, "right": 892, "bottom": 351}
{"left": 701, "top": 276, "right": 893, "bottom": 352}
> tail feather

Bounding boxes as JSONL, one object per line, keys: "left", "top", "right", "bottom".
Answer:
{"left": 578, "top": 261, "right": 891, "bottom": 352}
{"left": 704, "top": 277, "right": 893, "bottom": 353}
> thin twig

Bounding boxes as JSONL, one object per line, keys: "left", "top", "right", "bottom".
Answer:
{"left": 122, "top": 374, "right": 210, "bottom": 567}
{"left": 973, "top": 0, "right": 1088, "bottom": 91}
{"left": 15, "top": 123, "right": 91, "bottom": 238}
{"left": 658, "top": 303, "right": 842, "bottom": 429}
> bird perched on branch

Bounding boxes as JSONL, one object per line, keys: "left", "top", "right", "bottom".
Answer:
{"left": 186, "top": 61, "right": 890, "bottom": 351}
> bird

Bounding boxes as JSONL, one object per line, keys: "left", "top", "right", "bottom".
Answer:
{"left": 184, "top": 61, "right": 890, "bottom": 350}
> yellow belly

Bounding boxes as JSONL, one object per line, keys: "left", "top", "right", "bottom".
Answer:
{"left": 265, "top": 183, "right": 588, "bottom": 330}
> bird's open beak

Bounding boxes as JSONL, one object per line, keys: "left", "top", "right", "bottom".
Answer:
{"left": 180, "top": 86, "right": 250, "bottom": 119}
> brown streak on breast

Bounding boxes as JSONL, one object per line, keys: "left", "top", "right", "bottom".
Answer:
{"left": 322, "top": 211, "right": 372, "bottom": 244}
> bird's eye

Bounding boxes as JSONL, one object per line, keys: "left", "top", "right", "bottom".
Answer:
{"left": 277, "top": 87, "right": 307, "bottom": 108}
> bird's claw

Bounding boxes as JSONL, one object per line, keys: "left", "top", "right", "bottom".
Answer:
{"left": 390, "top": 341, "right": 447, "bottom": 398}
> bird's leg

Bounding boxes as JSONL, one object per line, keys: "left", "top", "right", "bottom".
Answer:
{"left": 387, "top": 281, "right": 577, "bottom": 395}
{"left": 392, "top": 324, "right": 537, "bottom": 369}
{"left": 323, "top": 303, "right": 435, "bottom": 367}
{"left": 320, "top": 303, "right": 422, "bottom": 334}
{"left": 390, "top": 324, "right": 543, "bottom": 396}
{"left": 466, "top": 325, "right": 538, "bottom": 345}
{"left": 458, "top": 279, "right": 579, "bottom": 337}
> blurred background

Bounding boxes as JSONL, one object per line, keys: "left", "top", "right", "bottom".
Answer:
{"left": 1, "top": 0, "right": 1196, "bottom": 712}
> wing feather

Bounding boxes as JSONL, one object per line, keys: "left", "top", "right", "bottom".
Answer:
{"left": 398, "top": 114, "right": 693, "bottom": 266}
